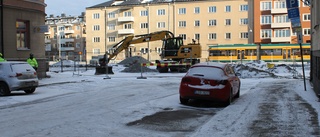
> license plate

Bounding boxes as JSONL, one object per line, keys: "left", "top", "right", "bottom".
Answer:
{"left": 194, "top": 90, "right": 210, "bottom": 95}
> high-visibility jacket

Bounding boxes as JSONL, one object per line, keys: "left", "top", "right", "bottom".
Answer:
{"left": 27, "top": 58, "right": 38, "bottom": 68}
{"left": 0, "top": 57, "right": 6, "bottom": 62}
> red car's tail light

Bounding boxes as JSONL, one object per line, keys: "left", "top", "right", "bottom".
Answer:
{"left": 217, "top": 80, "right": 228, "bottom": 85}
{"left": 34, "top": 72, "right": 37, "bottom": 75}
{"left": 181, "top": 77, "right": 191, "bottom": 83}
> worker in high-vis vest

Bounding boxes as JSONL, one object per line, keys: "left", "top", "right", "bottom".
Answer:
{"left": 0, "top": 53, "right": 6, "bottom": 62}
{"left": 27, "top": 53, "right": 38, "bottom": 70}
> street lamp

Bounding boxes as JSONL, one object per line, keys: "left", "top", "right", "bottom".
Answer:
{"left": 147, "top": 4, "right": 150, "bottom": 61}
{"left": 103, "top": 8, "right": 111, "bottom": 79}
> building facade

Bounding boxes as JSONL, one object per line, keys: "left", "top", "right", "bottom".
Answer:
{"left": 86, "top": 0, "right": 250, "bottom": 63}
{"left": 248, "top": 0, "right": 311, "bottom": 44}
{"left": 0, "top": 0, "right": 47, "bottom": 78}
{"left": 310, "top": 0, "right": 320, "bottom": 96}
{"left": 45, "top": 13, "right": 86, "bottom": 62}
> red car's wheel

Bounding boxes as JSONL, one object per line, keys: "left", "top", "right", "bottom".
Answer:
{"left": 235, "top": 84, "right": 240, "bottom": 98}
{"left": 224, "top": 88, "right": 233, "bottom": 106}
{"left": 180, "top": 96, "right": 189, "bottom": 105}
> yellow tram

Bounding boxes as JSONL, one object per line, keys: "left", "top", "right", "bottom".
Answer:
{"left": 208, "top": 44, "right": 310, "bottom": 62}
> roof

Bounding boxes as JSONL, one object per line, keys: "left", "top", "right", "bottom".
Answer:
{"left": 87, "top": 0, "right": 199, "bottom": 9}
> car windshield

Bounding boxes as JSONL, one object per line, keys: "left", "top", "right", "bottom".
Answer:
{"left": 186, "top": 66, "right": 226, "bottom": 80}
{"left": 11, "top": 63, "right": 34, "bottom": 72}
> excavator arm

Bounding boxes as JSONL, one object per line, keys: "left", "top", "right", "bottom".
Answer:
{"left": 105, "top": 30, "right": 175, "bottom": 63}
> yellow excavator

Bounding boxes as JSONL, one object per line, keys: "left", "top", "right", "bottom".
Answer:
{"left": 95, "top": 30, "right": 201, "bottom": 74}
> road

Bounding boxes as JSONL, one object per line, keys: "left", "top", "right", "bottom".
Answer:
{"left": 0, "top": 74, "right": 319, "bottom": 137}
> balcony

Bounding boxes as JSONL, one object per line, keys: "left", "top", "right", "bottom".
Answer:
{"left": 118, "top": 17, "right": 134, "bottom": 22}
{"left": 64, "top": 30, "right": 75, "bottom": 34}
{"left": 118, "top": 29, "right": 134, "bottom": 35}
{"left": 271, "top": 37, "right": 291, "bottom": 43}
{"left": 60, "top": 47, "right": 75, "bottom": 51}
{"left": 45, "top": 31, "right": 51, "bottom": 35}
{"left": 271, "top": 22, "right": 291, "bottom": 28}
{"left": 45, "top": 39, "right": 51, "bottom": 43}
{"left": 271, "top": 8, "right": 287, "bottom": 14}
{"left": 60, "top": 38, "right": 75, "bottom": 43}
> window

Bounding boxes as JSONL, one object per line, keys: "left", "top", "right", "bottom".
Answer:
{"left": 240, "top": 32, "right": 248, "bottom": 38}
{"left": 124, "top": 11, "right": 132, "bottom": 17}
{"left": 225, "top": 33, "right": 231, "bottom": 39}
{"left": 178, "top": 8, "right": 186, "bottom": 14}
{"left": 209, "top": 33, "right": 217, "bottom": 40}
{"left": 76, "top": 43, "right": 80, "bottom": 48}
{"left": 261, "top": 15, "right": 272, "bottom": 24}
{"left": 303, "top": 28, "right": 311, "bottom": 35}
{"left": 240, "top": 5, "right": 248, "bottom": 11}
{"left": 140, "top": 23, "right": 148, "bottom": 29}
{"left": 261, "top": 1, "right": 272, "bottom": 10}
{"left": 108, "top": 24, "right": 115, "bottom": 30}
{"left": 157, "top": 22, "right": 165, "bottom": 28}
{"left": 124, "top": 24, "right": 132, "bottom": 29}
{"left": 77, "top": 26, "right": 80, "bottom": 30}
{"left": 274, "top": 29, "right": 290, "bottom": 37}
{"left": 93, "top": 25, "right": 100, "bottom": 31}
{"left": 76, "top": 34, "right": 80, "bottom": 39}
{"left": 179, "top": 21, "right": 186, "bottom": 27}
{"left": 194, "top": 7, "right": 200, "bottom": 14}
{"left": 195, "top": 33, "right": 200, "bottom": 40}
{"left": 141, "top": 10, "right": 148, "bottom": 16}
{"left": 93, "top": 37, "right": 100, "bottom": 42}
{"left": 179, "top": 34, "right": 186, "bottom": 40}
{"left": 195, "top": 20, "right": 200, "bottom": 27}
{"left": 208, "top": 19, "right": 217, "bottom": 26}
{"left": 225, "top": 19, "right": 231, "bottom": 25}
{"left": 93, "top": 13, "right": 100, "bottom": 19}
{"left": 16, "top": 20, "right": 29, "bottom": 50}
{"left": 274, "top": 15, "right": 289, "bottom": 23}
{"left": 240, "top": 18, "right": 248, "bottom": 25}
{"left": 225, "top": 5, "right": 231, "bottom": 12}
{"left": 108, "top": 12, "right": 115, "bottom": 18}
{"left": 274, "top": 1, "right": 286, "bottom": 9}
{"left": 158, "top": 9, "right": 165, "bottom": 15}
{"left": 93, "top": 49, "right": 100, "bottom": 54}
{"left": 208, "top": 6, "right": 216, "bottom": 13}
{"left": 303, "top": 14, "right": 311, "bottom": 21}
{"left": 261, "top": 29, "right": 272, "bottom": 38}
{"left": 108, "top": 36, "right": 116, "bottom": 42}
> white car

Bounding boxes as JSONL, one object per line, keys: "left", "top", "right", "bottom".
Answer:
{"left": 0, "top": 61, "right": 39, "bottom": 96}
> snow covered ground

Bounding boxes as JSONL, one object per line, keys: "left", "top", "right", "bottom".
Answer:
{"left": 0, "top": 61, "right": 319, "bottom": 137}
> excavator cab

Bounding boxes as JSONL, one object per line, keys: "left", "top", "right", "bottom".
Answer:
{"left": 162, "top": 37, "right": 184, "bottom": 57}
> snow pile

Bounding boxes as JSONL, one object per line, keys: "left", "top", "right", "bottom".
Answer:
{"left": 50, "top": 60, "right": 76, "bottom": 67}
{"left": 119, "top": 56, "right": 157, "bottom": 73}
{"left": 232, "top": 61, "right": 303, "bottom": 79}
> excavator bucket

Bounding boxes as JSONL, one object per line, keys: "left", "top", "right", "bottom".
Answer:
{"left": 95, "top": 66, "right": 114, "bottom": 75}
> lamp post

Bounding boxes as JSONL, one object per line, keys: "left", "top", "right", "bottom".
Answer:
{"left": 103, "top": 8, "right": 111, "bottom": 79}
{"left": 147, "top": 5, "right": 150, "bottom": 61}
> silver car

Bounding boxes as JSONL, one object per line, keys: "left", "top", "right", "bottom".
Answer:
{"left": 0, "top": 61, "right": 39, "bottom": 96}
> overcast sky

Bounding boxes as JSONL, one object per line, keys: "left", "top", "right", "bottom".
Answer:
{"left": 45, "top": 0, "right": 108, "bottom": 16}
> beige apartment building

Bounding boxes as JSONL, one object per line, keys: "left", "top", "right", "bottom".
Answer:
{"left": 310, "top": 0, "right": 320, "bottom": 97}
{"left": 45, "top": 13, "right": 86, "bottom": 61}
{"left": 86, "top": 0, "right": 249, "bottom": 63}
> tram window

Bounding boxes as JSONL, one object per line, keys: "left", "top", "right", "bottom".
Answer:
{"left": 273, "top": 49, "right": 282, "bottom": 55}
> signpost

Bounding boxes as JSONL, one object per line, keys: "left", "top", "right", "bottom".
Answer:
{"left": 286, "top": 0, "right": 306, "bottom": 91}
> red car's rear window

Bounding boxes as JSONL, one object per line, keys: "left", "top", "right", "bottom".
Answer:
{"left": 186, "top": 66, "right": 227, "bottom": 80}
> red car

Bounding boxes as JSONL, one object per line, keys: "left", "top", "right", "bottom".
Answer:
{"left": 179, "top": 62, "right": 240, "bottom": 106}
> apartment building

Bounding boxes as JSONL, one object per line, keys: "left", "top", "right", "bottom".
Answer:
{"left": 310, "top": 0, "right": 320, "bottom": 97}
{"left": 248, "top": 0, "right": 311, "bottom": 44}
{"left": 86, "top": 0, "right": 249, "bottom": 63}
{"left": 45, "top": 13, "right": 86, "bottom": 61}
{"left": 0, "top": 0, "right": 47, "bottom": 78}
